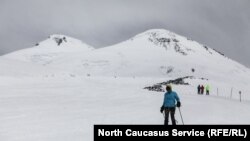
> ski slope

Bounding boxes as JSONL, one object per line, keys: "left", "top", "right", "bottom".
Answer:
{"left": 0, "top": 29, "right": 250, "bottom": 141}
{"left": 0, "top": 77, "right": 250, "bottom": 141}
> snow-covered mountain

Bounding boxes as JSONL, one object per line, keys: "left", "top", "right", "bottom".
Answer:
{"left": 2, "top": 29, "right": 250, "bottom": 91}
{"left": 3, "top": 34, "right": 94, "bottom": 65}
{"left": 4, "top": 29, "right": 249, "bottom": 79}
{"left": 1, "top": 29, "right": 250, "bottom": 141}
{"left": 1, "top": 34, "right": 94, "bottom": 77}
{"left": 86, "top": 29, "right": 250, "bottom": 79}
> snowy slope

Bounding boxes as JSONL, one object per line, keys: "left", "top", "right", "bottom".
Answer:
{"left": 0, "top": 29, "right": 250, "bottom": 141}
{"left": 24, "top": 29, "right": 250, "bottom": 80}
{"left": 25, "top": 29, "right": 249, "bottom": 99}
{"left": 3, "top": 29, "right": 250, "bottom": 80}
{"left": 1, "top": 29, "right": 250, "bottom": 99}
{"left": 96, "top": 29, "right": 250, "bottom": 79}
{"left": 3, "top": 34, "right": 94, "bottom": 66}
{"left": 1, "top": 77, "right": 250, "bottom": 141}
{"left": 1, "top": 29, "right": 250, "bottom": 98}
{"left": 0, "top": 57, "right": 75, "bottom": 78}
{"left": 1, "top": 35, "right": 94, "bottom": 77}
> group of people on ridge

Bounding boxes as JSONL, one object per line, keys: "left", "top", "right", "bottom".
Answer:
{"left": 197, "top": 84, "right": 210, "bottom": 95}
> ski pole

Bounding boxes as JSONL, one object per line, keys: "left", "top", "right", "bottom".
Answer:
{"left": 178, "top": 107, "right": 184, "bottom": 125}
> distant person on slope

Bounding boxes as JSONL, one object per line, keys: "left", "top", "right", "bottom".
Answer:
{"left": 205, "top": 85, "right": 210, "bottom": 95}
{"left": 197, "top": 85, "right": 201, "bottom": 94}
{"left": 200, "top": 85, "right": 204, "bottom": 94}
{"left": 160, "top": 85, "right": 181, "bottom": 125}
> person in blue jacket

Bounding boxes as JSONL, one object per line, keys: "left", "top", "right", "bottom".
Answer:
{"left": 160, "top": 85, "right": 181, "bottom": 125}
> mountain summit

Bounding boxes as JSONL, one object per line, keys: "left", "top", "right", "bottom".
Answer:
{"left": 3, "top": 34, "right": 94, "bottom": 65}
{"left": 131, "top": 29, "right": 226, "bottom": 57}
{"left": 91, "top": 29, "right": 249, "bottom": 80}
{"left": 36, "top": 34, "right": 92, "bottom": 49}
{"left": 2, "top": 29, "right": 250, "bottom": 83}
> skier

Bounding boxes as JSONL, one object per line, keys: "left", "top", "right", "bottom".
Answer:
{"left": 205, "top": 85, "right": 210, "bottom": 95}
{"left": 200, "top": 85, "right": 204, "bottom": 95}
{"left": 160, "top": 85, "right": 181, "bottom": 125}
{"left": 197, "top": 85, "right": 201, "bottom": 94}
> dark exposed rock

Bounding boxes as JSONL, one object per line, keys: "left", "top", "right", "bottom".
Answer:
{"left": 172, "top": 38, "right": 179, "bottom": 42}
{"left": 174, "top": 43, "right": 187, "bottom": 55}
{"left": 156, "top": 38, "right": 171, "bottom": 43}
{"left": 144, "top": 76, "right": 208, "bottom": 92}
{"left": 203, "top": 45, "right": 212, "bottom": 54}
{"left": 212, "top": 48, "right": 226, "bottom": 57}
{"left": 63, "top": 37, "right": 67, "bottom": 42}
{"left": 53, "top": 37, "right": 67, "bottom": 46}
{"left": 147, "top": 32, "right": 189, "bottom": 56}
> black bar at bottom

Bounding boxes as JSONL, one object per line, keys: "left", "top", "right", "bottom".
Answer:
{"left": 94, "top": 125, "right": 250, "bottom": 141}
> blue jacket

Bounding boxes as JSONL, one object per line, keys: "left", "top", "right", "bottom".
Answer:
{"left": 162, "top": 91, "right": 180, "bottom": 108}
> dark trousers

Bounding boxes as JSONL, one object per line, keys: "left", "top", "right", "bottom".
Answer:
{"left": 206, "top": 90, "right": 209, "bottom": 95}
{"left": 164, "top": 107, "right": 176, "bottom": 125}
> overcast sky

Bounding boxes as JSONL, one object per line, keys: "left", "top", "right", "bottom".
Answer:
{"left": 0, "top": 0, "right": 249, "bottom": 67}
